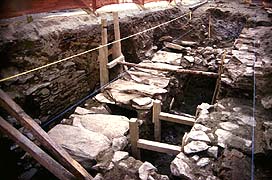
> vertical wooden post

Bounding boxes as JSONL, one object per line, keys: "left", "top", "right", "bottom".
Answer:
{"left": 112, "top": 12, "right": 127, "bottom": 71}
{"left": 153, "top": 100, "right": 161, "bottom": 142}
{"left": 112, "top": 12, "right": 122, "bottom": 59}
{"left": 129, "top": 118, "right": 140, "bottom": 159}
{"left": 99, "top": 18, "right": 109, "bottom": 87}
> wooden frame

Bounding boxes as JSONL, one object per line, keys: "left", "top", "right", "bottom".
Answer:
{"left": 152, "top": 100, "right": 195, "bottom": 141}
{"left": 0, "top": 116, "right": 76, "bottom": 180}
{"left": 99, "top": 12, "right": 126, "bottom": 87}
{"left": 129, "top": 118, "right": 181, "bottom": 159}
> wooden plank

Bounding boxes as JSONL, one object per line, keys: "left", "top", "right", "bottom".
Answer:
{"left": 118, "top": 61, "right": 218, "bottom": 77}
{"left": 152, "top": 100, "right": 161, "bottom": 141}
{"left": 0, "top": 89, "right": 93, "bottom": 180}
{"left": 159, "top": 112, "right": 195, "bottom": 126}
{"left": 99, "top": 18, "right": 109, "bottom": 87}
{"left": 107, "top": 55, "right": 124, "bottom": 69}
{"left": 137, "top": 139, "right": 181, "bottom": 155}
{"left": 0, "top": 116, "right": 76, "bottom": 180}
{"left": 129, "top": 118, "right": 140, "bottom": 159}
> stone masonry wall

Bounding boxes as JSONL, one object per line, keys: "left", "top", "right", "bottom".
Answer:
{"left": 0, "top": 6, "right": 189, "bottom": 122}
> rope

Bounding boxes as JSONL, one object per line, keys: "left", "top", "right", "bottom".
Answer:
{"left": 0, "top": 12, "right": 190, "bottom": 83}
{"left": 42, "top": 17, "right": 196, "bottom": 128}
{"left": 251, "top": 15, "right": 257, "bottom": 180}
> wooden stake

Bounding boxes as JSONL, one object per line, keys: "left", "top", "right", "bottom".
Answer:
{"left": 129, "top": 118, "right": 140, "bottom": 159}
{"left": 153, "top": 100, "right": 161, "bottom": 142}
{"left": 99, "top": 18, "right": 109, "bottom": 87}
{"left": 118, "top": 61, "right": 218, "bottom": 77}
{"left": 0, "top": 116, "right": 76, "bottom": 180}
{"left": 211, "top": 50, "right": 226, "bottom": 104}
{"left": 0, "top": 89, "right": 93, "bottom": 180}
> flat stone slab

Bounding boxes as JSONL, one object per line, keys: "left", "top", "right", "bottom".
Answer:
{"left": 127, "top": 70, "right": 170, "bottom": 88}
{"left": 72, "top": 114, "right": 129, "bottom": 140}
{"left": 48, "top": 124, "right": 111, "bottom": 168}
{"left": 107, "top": 79, "right": 167, "bottom": 96}
{"left": 151, "top": 50, "right": 182, "bottom": 65}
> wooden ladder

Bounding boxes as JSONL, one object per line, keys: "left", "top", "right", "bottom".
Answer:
{"left": 0, "top": 89, "right": 93, "bottom": 180}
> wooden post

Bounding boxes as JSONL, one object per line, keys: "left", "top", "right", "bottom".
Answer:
{"left": 0, "top": 116, "right": 76, "bottom": 180}
{"left": 112, "top": 12, "right": 122, "bottom": 59}
{"left": 0, "top": 89, "right": 93, "bottom": 180}
{"left": 112, "top": 12, "right": 127, "bottom": 71}
{"left": 129, "top": 118, "right": 140, "bottom": 159}
{"left": 99, "top": 18, "right": 109, "bottom": 87}
{"left": 153, "top": 100, "right": 161, "bottom": 142}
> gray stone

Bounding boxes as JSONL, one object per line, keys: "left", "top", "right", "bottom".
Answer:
{"left": 184, "top": 141, "right": 210, "bottom": 154}
{"left": 93, "top": 173, "right": 104, "bottom": 180}
{"left": 207, "top": 146, "right": 218, "bottom": 158}
{"left": 236, "top": 114, "right": 256, "bottom": 126}
{"left": 170, "top": 152, "right": 193, "bottom": 179}
{"left": 112, "top": 151, "right": 129, "bottom": 163}
{"left": 48, "top": 124, "right": 111, "bottom": 169}
{"left": 25, "top": 82, "right": 50, "bottom": 95}
{"left": 138, "top": 161, "right": 157, "bottom": 180}
{"left": 191, "top": 155, "right": 200, "bottom": 161}
{"left": 18, "top": 168, "right": 38, "bottom": 180}
{"left": 112, "top": 136, "right": 128, "bottom": 151}
{"left": 72, "top": 114, "right": 129, "bottom": 140}
{"left": 261, "top": 95, "right": 272, "bottom": 109}
{"left": 193, "top": 124, "right": 211, "bottom": 132}
{"left": 184, "top": 56, "right": 195, "bottom": 63}
{"left": 187, "top": 130, "right": 211, "bottom": 143}
{"left": 75, "top": 107, "right": 93, "bottom": 115}
{"left": 219, "top": 122, "right": 239, "bottom": 131}
{"left": 215, "top": 129, "right": 252, "bottom": 149}
{"left": 132, "top": 97, "right": 152, "bottom": 106}
{"left": 196, "top": 158, "right": 210, "bottom": 167}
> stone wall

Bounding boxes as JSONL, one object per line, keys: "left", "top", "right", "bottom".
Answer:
{"left": 0, "top": 6, "right": 188, "bottom": 122}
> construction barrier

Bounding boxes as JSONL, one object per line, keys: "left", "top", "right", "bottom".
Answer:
{"left": 0, "top": 0, "right": 173, "bottom": 19}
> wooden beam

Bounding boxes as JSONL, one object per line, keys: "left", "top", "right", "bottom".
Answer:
{"left": 152, "top": 100, "right": 161, "bottom": 141}
{"left": 0, "top": 89, "right": 93, "bottom": 180}
{"left": 99, "top": 18, "right": 109, "bottom": 87}
{"left": 0, "top": 116, "right": 76, "bottom": 180}
{"left": 129, "top": 118, "right": 140, "bottom": 159}
{"left": 137, "top": 139, "right": 181, "bottom": 155}
{"left": 159, "top": 112, "right": 195, "bottom": 126}
{"left": 118, "top": 61, "right": 218, "bottom": 77}
{"left": 107, "top": 55, "right": 124, "bottom": 69}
